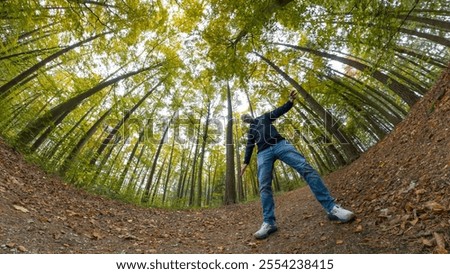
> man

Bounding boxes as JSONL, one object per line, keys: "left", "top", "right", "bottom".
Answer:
{"left": 240, "top": 91, "right": 355, "bottom": 240}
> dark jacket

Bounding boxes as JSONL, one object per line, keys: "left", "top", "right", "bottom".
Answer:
{"left": 243, "top": 100, "right": 293, "bottom": 164}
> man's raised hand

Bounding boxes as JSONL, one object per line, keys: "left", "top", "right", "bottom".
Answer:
{"left": 289, "top": 90, "right": 297, "bottom": 102}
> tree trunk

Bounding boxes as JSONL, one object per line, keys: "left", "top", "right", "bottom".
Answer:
{"left": 399, "top": 27, "right": 450, "bottom": 47}
{"left": 115, "top": 121, "right": 149, "bottom": 193}
{"left": 89, "top": 137, "right": 120, "bottom": 186}
{"left": 162, "top": 137, "right": 176, "bottom": 205}
{"left": 271, "top": 43, "right": 420, "bottom": 107}
{"left": 141, "top": 116, "right": 172, "bottom": 204}
{"left": 243, "top": 88, "right": 256, "bottom": 117}
{"left": 1, "top": 93, "right": 40, "bottom": 131}
{"left": 196, "top": 101, "right": 211, "bottom": 207}
{"left": 177, "top": 143, "right": 194, "bottom": 205}
{"left": 396, "top": 15, "right": 450, "bottom": 31}
{"left": 188, "top": 119, "right": 202, "bottom": 207}
{"left": 234, "top": 123, "right": 245, "bottom": 202}
{"left": 151, "top": 155, "right": 168, "bottom": 205}
{"left": 295, "top": 128, "right": 331, "bottom": 174}
{"left": 90, "top": 78, "right": 164, "bottom": 165}
{"left": 293, "top": 103, "right": 348, "bottom": 167}
{"left": 224, "top": 82, "right": 236, "bottom": 205}
{"left": 30, "top": 110, "right": 70, "bottom": 152}
{"left": 394, "top": 46, "right": 447, "bottom": 69}
{"left": 335, "top": 68, "right": 407, "bottom": 119}
{"left": 273, "top": 168, "right": 281, "bottom": 192}
{"left": 17, "top": 65, "right": 162, "bottom": 146}
{"left": 0, "top": 47, "right": 60, "bottom": 61}
{"left": 318, "top": 72, "right": 394, "bottom": 138}
{"left": 60, "top": 108, "right": 112, "bottom": 173}
{"left": 0, "top": 31, "right": 112, "bottom": 96}
{"left": 248, "top": 164, "right": 259, "bottom": 197}
{"left": 44, "top": 105, "right": 96, "bottom": 160}
{"left": 119, "top": 111, "right": 159, "bottom": 194}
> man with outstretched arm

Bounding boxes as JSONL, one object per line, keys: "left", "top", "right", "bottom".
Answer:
{"left": 240, "top": 91, "right": 355, "bottom": 240}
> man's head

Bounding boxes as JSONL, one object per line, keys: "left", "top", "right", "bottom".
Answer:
{"left": 241, "top": 113, "right": 254, "bottom": 124}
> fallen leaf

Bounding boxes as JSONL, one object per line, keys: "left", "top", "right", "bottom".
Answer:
{"left": 92, "top": 231, "right": 102, "bottom": 240}
{"left": 13, "top": 205, "right": 29, "bottom": 213}
{"left": 404, "top": 202, "right": 415, "bottom": 212}
{"left": 433, "top": 232, "right": 448, "bottom": 254}
{"left": 38, "top": 216, "right": 50, "bottom": 223}
{"left": 425, "top": 201, "right": 446, "bottom": 212}
{"left": 354, "top": 225, "right": 363, "bottom": 233}
{"left": 414, "top": 189, "right": 426, "bottom": 195}
{"left": 418, "top": 213, "right": 429, "bottom": 220}
{"left": 389, "top": 216, "right": 403, "bottom": 226}
{"left": 422, "top": 238, "right": 434, "bottom": 247}
{"left": 409, "top": 217, "right": 419, "bottom": 226}
{"left": 436, "top": 246, "right": 448, "bottom": 254}
{"left": 379, "top": 208, "right": 391, "bottom": 218}
{"left": 400, "top": 214, "right": 410, "bottom": 230}
{"left": 66, "top": 210, "right": 80, "bottom": 217}
{"left": 6, "top": 242, "right": 16, "bottom": 248}
{"left": 17, "top": 246, "right": 28, "bottom": 252}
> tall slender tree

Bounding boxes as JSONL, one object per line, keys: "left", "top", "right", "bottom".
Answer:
{"left": 224, "top": 82, "right": 237, "bottom": 205}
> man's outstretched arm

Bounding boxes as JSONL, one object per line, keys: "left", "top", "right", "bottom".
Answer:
{"left": 269, "top": 91, "right": 297, "bottom": 120}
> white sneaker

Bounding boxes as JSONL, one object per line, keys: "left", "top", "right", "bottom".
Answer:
{"left": 328, "top": 205, "right": 355, "bottom": 223}
{"left": 254, "top": 222, "right": 278, "bottom": 239}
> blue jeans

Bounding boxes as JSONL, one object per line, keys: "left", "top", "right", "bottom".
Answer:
{"left": 257, "top": 139, "right": 335, "bottom": 225}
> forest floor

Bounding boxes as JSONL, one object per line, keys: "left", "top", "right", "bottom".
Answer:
{"left": 0, "top": 67, "right": 449, "bottom": 254}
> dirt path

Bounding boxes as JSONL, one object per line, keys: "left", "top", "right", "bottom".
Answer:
{"left": 0, "top": 146, "right": 368, "bottom": 254}
{"left": 1, "top": 67, "right": 449, "bottom": 254}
